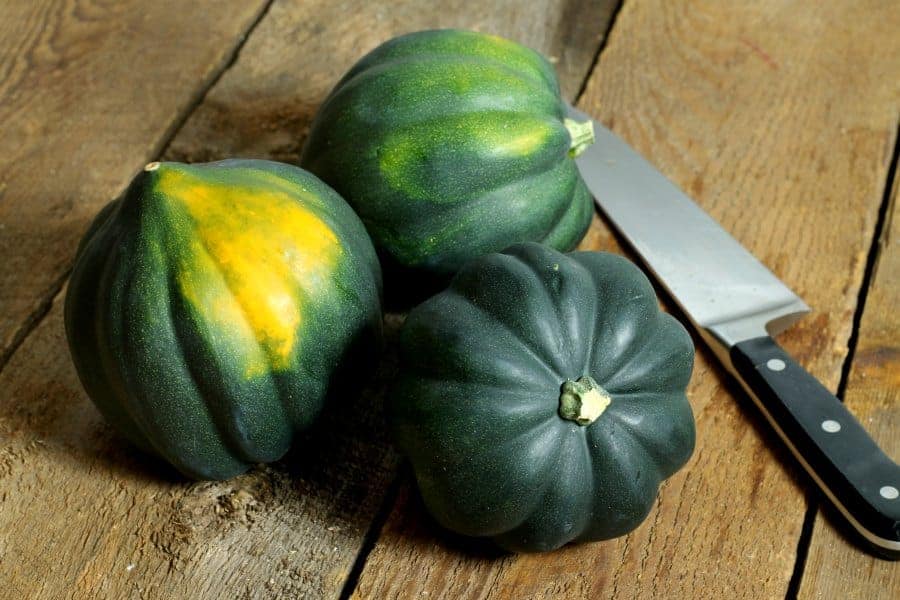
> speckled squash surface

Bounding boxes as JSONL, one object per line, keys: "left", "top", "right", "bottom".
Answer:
{"left": 300, "top": 29, "right": 595, "bottom": 282}
{"left": 389, "top": 243, "right": 696, "bottom": 552}
{"left": 64, "top": 160, "right": 383, "bottom": 480}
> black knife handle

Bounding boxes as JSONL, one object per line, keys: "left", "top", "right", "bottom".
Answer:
{"left": 730, "top": 336, "right": 900, "bottom": 559}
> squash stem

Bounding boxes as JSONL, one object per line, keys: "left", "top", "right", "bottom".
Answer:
{"left": 564, "top": 118, "right": 595, "bottom": 158}
{"left": 559, "top": 376, "right": 611, "bottom": 425}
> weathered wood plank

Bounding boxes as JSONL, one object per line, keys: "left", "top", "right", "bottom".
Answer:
{"left": 165, "top": 0, "right": 619, "bottom": 164}
{"left": 0, "top": 1, "right": 617, "bottom": 597}
{"left": 0, "top": 296, "right": 403, "bottom": 599}
{"left": 352, "top": 1, "right": 900, "bottom": 598}
{"left": 799, "top": 157, "right": 900, "bottom": 599}
{"left": 0, "top": 0, "right": 271, "bottom": 368}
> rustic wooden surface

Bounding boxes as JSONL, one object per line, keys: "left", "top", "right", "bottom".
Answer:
{"left": 0, "top": 0, "right": 271, "bottom": 368}
{"left": 164, "top": 0, "right": 617, "bottom": 164}
{"left": 799, "top": 160, "right": 900, "bottom": 598}
{"left": 353, "top": 0, "right": 900, "bottom": 598}
{"left": 0, "top": 1, "right": 618, "bottom": 598}
{"left": 0, "top": 0, "right": 897, "bottom": 598}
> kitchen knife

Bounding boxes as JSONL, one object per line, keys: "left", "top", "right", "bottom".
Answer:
{"left": 566, "top": 104, "right": 900, "bottom": 558}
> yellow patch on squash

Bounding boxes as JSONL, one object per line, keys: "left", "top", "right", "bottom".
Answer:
{"left": 498, "top": 126, "right": 550, "bottom": 156}
{"left": 157, "top": 167, "right": 341, "bottom": 378}
{"left": 378, "top": 114, "right": 554, "bottom": 201}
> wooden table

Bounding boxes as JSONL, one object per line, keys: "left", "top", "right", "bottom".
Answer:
{"left": 0, "top": 1, "right": 897, "bottom": 597}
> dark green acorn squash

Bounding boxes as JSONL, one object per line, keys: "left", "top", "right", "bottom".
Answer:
{"left": 389, "top": 243, "right": 695, "bottom": 552}
{"left": 64, "top": 159, "right": 382, "bottom": 480}
{"left": 300, "top": 29, "right": 595, "bottom": 284}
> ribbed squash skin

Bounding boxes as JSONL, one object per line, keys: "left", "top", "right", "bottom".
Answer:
{"left": 64, "top": 160, "right": 382, "bottom": 480}
{"left": 300, "top": 29, "right": 594, "bottom": 282}
{"left": 389, "top": 243, "right": 695, "bottom": 552}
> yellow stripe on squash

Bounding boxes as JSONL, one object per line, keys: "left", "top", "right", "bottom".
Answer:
{"left": 156, "top": 167, "right": 342, "bottom": 378}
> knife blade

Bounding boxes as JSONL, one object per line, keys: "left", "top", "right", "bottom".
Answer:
{"left": 566, "top": 104, "right": 900, "bottom": 558}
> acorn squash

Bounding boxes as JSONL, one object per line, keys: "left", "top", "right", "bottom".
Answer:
{"left": 389, "top": 243, "right": 695, "bottom": 552}
{"left": 300, "top": 29, "right": 595, "bottom": 284}
{"left": 64, "top": 160, "right": 383, "bottom": 480}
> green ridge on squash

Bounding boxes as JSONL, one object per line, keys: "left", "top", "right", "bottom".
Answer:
{"left": 388, "top": 243, "right": 696, "bottom": 552}
{"left": 64, "top": 159, "right": 383, "bottom": 480}
{"left": 300, "top": 29, "right": 595, "bottom": 284}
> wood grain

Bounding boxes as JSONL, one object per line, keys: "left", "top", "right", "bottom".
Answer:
{"left": 0, "top": 296, "right": 402, "bottom": 598}
{"left": 352, "top": 1, "right": 900, "bottom": 598}
{"left": 0, "top": 1, "right": 617, "bottom": 597}
{"left": 0, "top": 0, "right": 271, "bottom": 369}
{"left": 165, "top": 0, "right": 619, "bottom": 165}
{"left": 799, "top": 157, "right": 900, "bottom": 599}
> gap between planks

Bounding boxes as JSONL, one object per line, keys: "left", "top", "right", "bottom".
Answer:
{"left": 0, "top": 0, "right": 278, "bottom": 380}
{"left": 572, "top": 0, "right": 626, "bottom": 104}
{"left": 785, "top": 120, "right": 900, "bottom": 599}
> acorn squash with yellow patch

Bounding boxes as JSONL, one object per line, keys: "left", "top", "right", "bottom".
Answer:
{"left": 300, "top": 29, "right": 595, "bottom": 286}
{"left": 64, "top": 160, "right": 383, "bottom": 479}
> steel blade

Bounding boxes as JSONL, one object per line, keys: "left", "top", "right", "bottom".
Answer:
{"left": 567, "top": 104, "right": 809, "bottom": 348}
